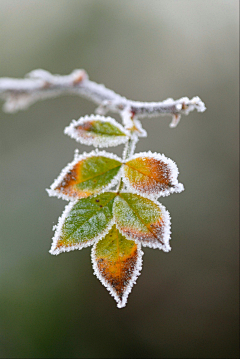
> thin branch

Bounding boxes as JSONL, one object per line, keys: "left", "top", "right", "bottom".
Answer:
{"left": 0, "top": 69, "right": 206, "bottom": 127}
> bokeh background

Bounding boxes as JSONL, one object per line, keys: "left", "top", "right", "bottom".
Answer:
{"left": 0, "top": 1, "right": 239, "bottom": 358}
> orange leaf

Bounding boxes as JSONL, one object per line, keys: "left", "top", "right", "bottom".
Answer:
{"left": 123, "top": 152, "right": 184, "bottom": 198}
{"left": 92, "top": 225, "right": 143, "bottom": 308}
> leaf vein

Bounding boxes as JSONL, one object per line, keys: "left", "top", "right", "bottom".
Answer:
{"left": 65, "top": 195, "right": 116, "bottom": 239}
{"left": 77, "top": 164, "right": 121, "bottom": 184}
{"left": 118, "top": 194, "right": 163, "bottom": 244}
{"left": 125, "top": 164, "right": 161, "bottom": 183}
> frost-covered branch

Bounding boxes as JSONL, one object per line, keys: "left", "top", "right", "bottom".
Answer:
{"left": 0, "top": 68, "right": 206, "bottom": 308}
{"left": 0, "top": 69, "right": 206, "bottom": 127}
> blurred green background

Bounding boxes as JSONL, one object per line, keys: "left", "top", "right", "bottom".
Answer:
{"left": 0, "top": 1, "right": 239, "bottom": 358}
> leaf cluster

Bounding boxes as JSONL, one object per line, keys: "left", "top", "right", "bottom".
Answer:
{"left": 48, "top": 114, "right": 184, "bottom": 308}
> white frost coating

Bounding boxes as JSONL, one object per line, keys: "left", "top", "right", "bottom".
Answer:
{"left": 120, "top": 108, "right": 147, "bottom": 138}
{"left": 0, "top": 69, "right": 88, "bottom": 113}
{"left": 122, "top": 151, "right": 184, "bottom": 199}
{"left": 95, "top": 100, "right": 113, "bottom": 116}
{"left": 49, "top": 200, "right": 115, "bottom": 255}
{"left": 113, "top": 194, "right": 172, "bottom": 252}
{"left": 2, "top": 93, "right": 38, "bottom": 113}
{"left": 121, "top": 106, "right": 132, "bottom": 128}
{"left": 27, "top": 68, "right": 88, "bottom": 84}
{"left": 178, "top": 96, "right": 206, "bottom": 114}
{"left": 26, "top": 69, "right": 56, "bottom": 82}
{"left": 169, "top": 114, "right": 181, "bottom": 128}
{"left": 46, "top": 149, "right": 123, "bottom": 201}
{"left": 130, "top": 96, "right": 206, "bottom": 117}
{"left": 0, "top": 70, "right": 206, "bottom": 121}
{"left": 0, "top": 77, "right": 43, "bottom": 91}
{"left": 133, "top": 119, "right": 147, "bottom": 137}
{"left": 91, "top": 240, "right": 144, "bottom": 308}
{"left": 64, "top": 114, "right": 130, "bottom": 148}
{"left": 168, "top": 96, "right": 206, "bottom": 127}
{"left": 122, "top": 134, "right": 139, "bottom": 161}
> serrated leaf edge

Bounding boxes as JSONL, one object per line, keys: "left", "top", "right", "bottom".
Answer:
{"left": 64, "top": 114, "right": 130, "bottom": 148}
{"left": 91, "top": 239, "right": 143, "bottom": 308}
{"left": 49, "top": 198, "right": 115, "bottom": 255}
{"left": 113, "top": 193, "right": 172, "bottom": 252}
{"left": 122, "top": 151, "right": 184, "bottom": 198}
{"left": 46, "top": 149, "right": 123, "bottom": 201}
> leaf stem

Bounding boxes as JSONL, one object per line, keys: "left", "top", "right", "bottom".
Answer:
{"left": 122, "top": 134, "right": 138, "bottom": 161}
{"left": 116, "top": 133, "right": 138, "bottom": 193}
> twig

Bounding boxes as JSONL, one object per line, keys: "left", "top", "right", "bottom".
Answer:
{"left": 0, "top": 69, "right": 206, "bottom": 127}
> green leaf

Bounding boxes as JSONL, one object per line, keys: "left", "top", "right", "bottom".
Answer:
{"left": 64, "top": 115, "right": 129, "bottom": 147}
{"left": 47, "top": 151, "right": 122, "bottom": 200}
{"left": 50, "top": 192, "right": 116, "bottom": 254}
{"left": 113, "top": 193, "right": 171, "bottom": 251}
{"left": 92, "top": 225, "right": 143, "bottom": 308}
{"left": 123, "top": 152, "right": 184, "bottom": 198}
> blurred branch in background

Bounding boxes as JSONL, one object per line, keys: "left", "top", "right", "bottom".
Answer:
{"left": 0, "top": 69, "right": 206, "bottom": 127}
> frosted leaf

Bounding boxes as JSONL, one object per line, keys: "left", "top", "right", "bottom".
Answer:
{"left": 122, "top": 151, "right": 184, "bottom": 198}
{"left": 50, "top": 192, "right": 116, "bottom": 255}
{"left": 64, "top": 115, "right": 130, "bottom": 147}
{"left": 92, "top": 225, "right": 143, "bottom": 308}
{"left": 47, "top": 149, "right": 122, "bottom": 201}
{"left": 121, "top": 107, "right": 132, "bottom": 129}
{"left": 113, "top": 193, "right": 171, "bottom": 251}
